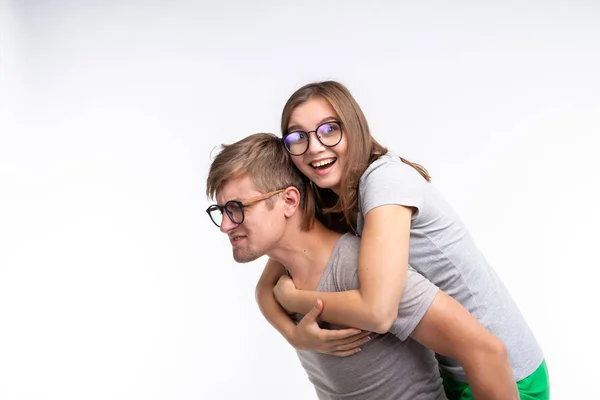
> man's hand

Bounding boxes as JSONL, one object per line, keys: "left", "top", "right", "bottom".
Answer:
{"left": 291, "top": 299, "right": 371, "bottom": 357}
{"left": 273, "top": 274, "right": 298, "bottom": 313}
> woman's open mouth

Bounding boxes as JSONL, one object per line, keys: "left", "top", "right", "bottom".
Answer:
{"left": 310, "top": 158, "right": 337, "bottom": 170}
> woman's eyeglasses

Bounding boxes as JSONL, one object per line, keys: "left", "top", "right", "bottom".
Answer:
{"left": 282, "top": 121, "right": 343, "bottom": 156}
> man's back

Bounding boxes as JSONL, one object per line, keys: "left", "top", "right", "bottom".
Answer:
{"left": 293, "top": 234, "right": 447, "bottom": 400}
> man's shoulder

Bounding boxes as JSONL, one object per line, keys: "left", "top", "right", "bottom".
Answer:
{"left": 326, "top": 234, "right": 361, "bottom": 291}
{"left": 334, "top": 233, "right": 360, "bottom": 258}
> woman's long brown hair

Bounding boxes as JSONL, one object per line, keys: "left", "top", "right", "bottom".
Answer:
{"left": 281, "top": 81, "right": 430, "bottom": 230}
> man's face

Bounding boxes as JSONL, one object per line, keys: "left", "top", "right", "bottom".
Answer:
{"left": 216, "top": 176, "right": 285, "bottom": 263}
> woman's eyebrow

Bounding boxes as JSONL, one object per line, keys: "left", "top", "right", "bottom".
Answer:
{"left": 287, "top": 116, "right": 337, "bottom": 132}
{"left": 286, "top": 123, "right": 303, "bottom": 132}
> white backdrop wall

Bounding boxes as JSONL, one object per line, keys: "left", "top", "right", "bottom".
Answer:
{"left": 1, "top": 1, "right": 599, "bottom": 399}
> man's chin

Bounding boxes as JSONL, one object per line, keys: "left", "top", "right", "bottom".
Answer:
{"left": 233, "top": 250, "right": 262, "bottom": 264}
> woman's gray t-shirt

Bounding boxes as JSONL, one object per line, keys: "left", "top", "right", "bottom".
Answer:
{"left": 356, "top": 152, "right": 544, "bottom": 381}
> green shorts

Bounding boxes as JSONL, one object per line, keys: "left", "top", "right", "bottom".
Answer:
{"left": 442, "top": 360, "right": 550, "bottom": 400}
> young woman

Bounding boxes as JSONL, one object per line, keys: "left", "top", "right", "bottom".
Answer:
{"left": 255, "top": 81, "right": 549, "bottom": 399}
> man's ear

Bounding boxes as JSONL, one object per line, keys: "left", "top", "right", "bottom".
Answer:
{"left": 282, "top": 186, "right": 301, "bottom": 218}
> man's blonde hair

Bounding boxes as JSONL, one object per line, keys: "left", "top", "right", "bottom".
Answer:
{"left": 206, "top": 133, "right": 315, "bottom": 230}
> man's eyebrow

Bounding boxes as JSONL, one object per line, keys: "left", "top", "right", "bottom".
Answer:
{"left": 214, "top": 197, "right": 240, "bottom": 206}
{"left": 286, "top": 116, "right": 338, "bottom": 133}
{"left": 219, "top": 193, "right": 261, "bottom": 205}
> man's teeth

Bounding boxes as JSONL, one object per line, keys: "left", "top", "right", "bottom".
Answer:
{"left": 311, "top": 159, "right": 335, "bottom": 167}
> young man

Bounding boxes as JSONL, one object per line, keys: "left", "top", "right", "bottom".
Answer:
{"left": 206, "top": 133, "right": 518, "bottom": 400}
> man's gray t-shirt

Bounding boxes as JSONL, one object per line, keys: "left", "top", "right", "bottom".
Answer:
{"left": 357, "top": 152, "right": 544, "bottom": 381}
{"left": 293, "top": 234, "right": 447, "bottom": 400}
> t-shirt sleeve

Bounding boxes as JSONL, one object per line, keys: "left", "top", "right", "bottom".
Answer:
{"left": 359, "top": 156, "right": 426, "bottom": 218}
{"left": 331, "top": 236, "right": 438, "bottom": 341}
{"left": 388, "top": 266, "right": 439, "bottom": 341}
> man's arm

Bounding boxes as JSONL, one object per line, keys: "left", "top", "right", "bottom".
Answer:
{"left": 410, "top": 291, "right": 519, "bottom": 400}
{"left": 255, "top": 258, "right": 370, "bottom": 355}
{"left": 255, "top": 259, "right": 297, "bottom": 342}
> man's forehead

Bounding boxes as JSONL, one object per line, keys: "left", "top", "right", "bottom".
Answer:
{"left": 215, "top": 175, "right": 260, "bottom": 204}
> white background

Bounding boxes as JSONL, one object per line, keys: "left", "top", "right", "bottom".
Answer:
{"left": 1, "top": 1, "right": 599, "bottom": 399}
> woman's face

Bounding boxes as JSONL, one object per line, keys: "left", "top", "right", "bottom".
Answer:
{"left": 285, "top": 97, "right": 349, "bottom": 194}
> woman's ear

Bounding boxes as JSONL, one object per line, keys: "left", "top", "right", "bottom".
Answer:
{"left": 282, "top": 186, "right": 301, "bottom": 218}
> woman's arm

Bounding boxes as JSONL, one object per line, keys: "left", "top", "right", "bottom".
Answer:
{"left": 274, "top": 204, "right": 412, "bottom": 334}
{"left": 256, "top": 258, "right": 371, "bottom": 355}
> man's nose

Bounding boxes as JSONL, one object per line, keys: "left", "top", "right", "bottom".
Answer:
{"left": 219, "top": 214, "right": 237, "bottom": 234}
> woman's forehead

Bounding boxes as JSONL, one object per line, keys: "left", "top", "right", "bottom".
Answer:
{"left": 288, "top": 97, "right": 338, "bottom": 129}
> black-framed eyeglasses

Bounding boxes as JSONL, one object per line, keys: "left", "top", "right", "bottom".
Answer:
{"left": 282, "top": 121, "right": 343, "bottom": 156}
{"left": 206, "top": 189, "right": 285, "bottom": 228}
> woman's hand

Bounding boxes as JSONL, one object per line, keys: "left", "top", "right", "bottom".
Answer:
{"left": 273, "top": 274, "right": 298, "bottom": 313}
{"left": 291, "top": 299, "right": 371, "bottom": 357}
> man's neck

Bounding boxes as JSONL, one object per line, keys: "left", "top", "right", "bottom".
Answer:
{"left": 267, "top": 221, "right": 342, "bottom": 291}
